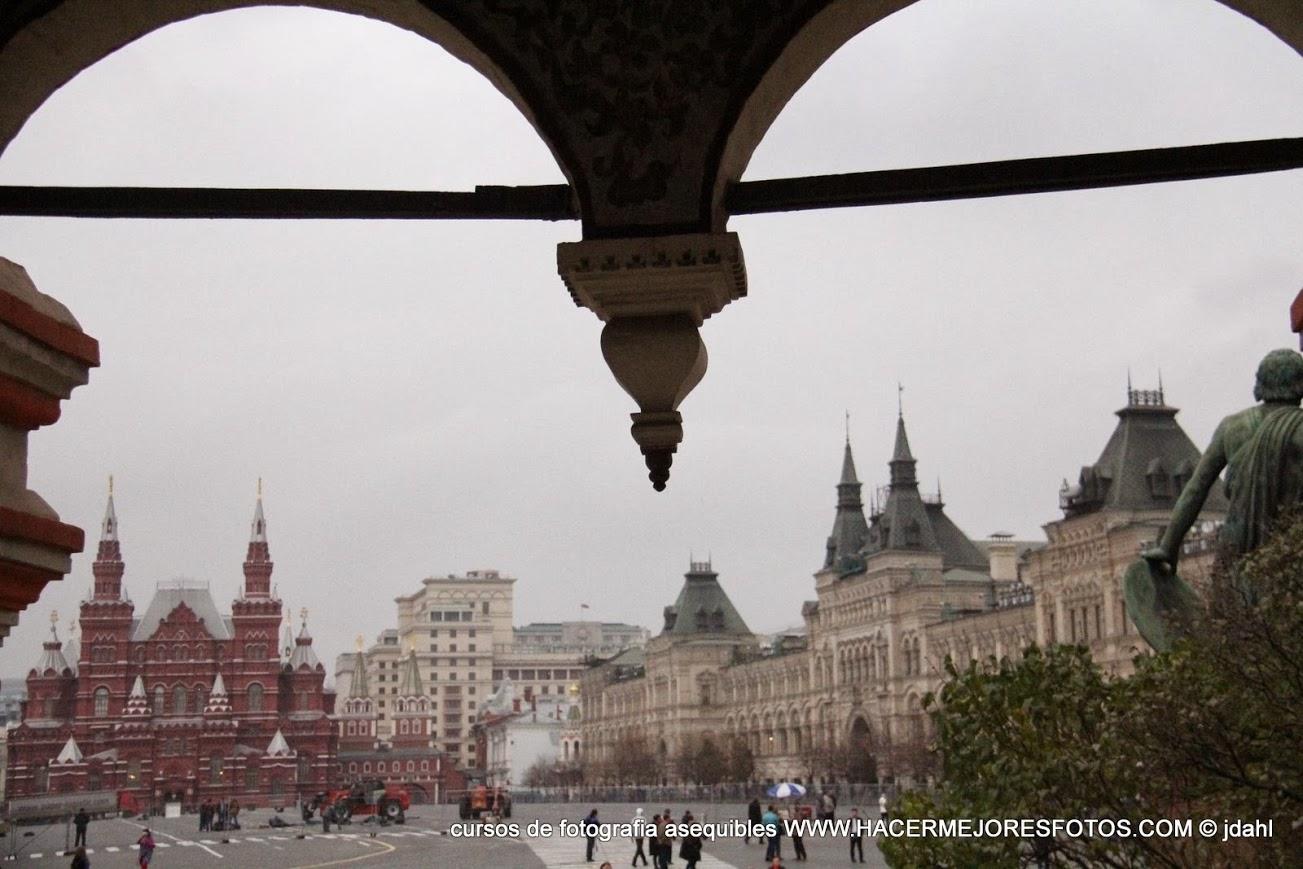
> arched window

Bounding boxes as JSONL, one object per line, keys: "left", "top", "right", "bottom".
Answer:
{"left": 245, "top": 766, "right": 258, "bottom": 790}
{"left": 346, "top": 721, "right": 356, "bottom": 736}
{"left": 172, "top": 685, "right": 187, "bottom": 715}
{"left": 34, "top": 765, "right": 49, "bottom": 793}
{"left": 247, "top": 683, "right": 264, "bottom": 713}
{"left": 363, "top": 762, "right": 371, "bottom": 774}
{"left": 153, "top": 685, "right": 165, "bottom": 715}
{"left": 210, "top": 755, "right": 223, "bottom": 780}
{"left": 93, "top": 687, "right": 110, "bottom": 717}
{"left": 377, "top": 761, "right": 386, "bottom": 773}
{"left": 349, "top": 763, "right": 357, "bottom": 774}
{"left": 297, "top": 754, "right": 311, "bottom": 783}
{"left": 194, "top": 685, "right": 208, "bottom": 713}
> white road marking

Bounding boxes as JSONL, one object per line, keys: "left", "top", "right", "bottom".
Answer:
{"left": 523, "top": 834, "right": 739, "bottom": 869}
{"left": 157, "top": 829, "right": 222, "bottom": 859}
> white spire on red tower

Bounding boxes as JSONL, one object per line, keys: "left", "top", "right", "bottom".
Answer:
{"left": 251, "top": 477, "right": 267, "bottom": 543}
{"left": 92, "top": 476, "right": 126, "bottom": 601}
{"left": 101, "top": 475, "right": 118, "bottom": 541}
{"left": 242, "top": 479, "right": 273, "bottom": 599}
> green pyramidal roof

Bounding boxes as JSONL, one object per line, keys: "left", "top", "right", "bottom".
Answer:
{"left": 661, "top": 561, "right": 753, "bottom": 637}
{"left": 397, "top": 651, "right": 424, "bottom": 697}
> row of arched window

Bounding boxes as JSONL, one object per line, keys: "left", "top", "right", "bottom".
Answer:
{"left": 92, "top": 681, "right": 264, "bottom": 717}
{"left": 344, "top": 760, "right": 430, "bottom": 775}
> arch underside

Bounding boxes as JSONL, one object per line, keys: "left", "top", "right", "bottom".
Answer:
{"left": 2, "top": 1, "right": 1295, "bottom": 235}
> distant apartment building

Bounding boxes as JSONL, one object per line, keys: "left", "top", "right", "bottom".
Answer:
{"left": 335, "top": 569, "right": 646, "bottom": 771}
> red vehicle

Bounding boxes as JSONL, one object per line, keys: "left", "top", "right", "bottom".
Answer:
{"left": 458, "top": 784, "right": 512, "bottom": 820}
{"left": 305, "top": 779, "right": 411, "bottom": 824}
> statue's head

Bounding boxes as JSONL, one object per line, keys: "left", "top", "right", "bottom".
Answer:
{"left": 1254, "top": 348, "right": 1303, "bottom": 403}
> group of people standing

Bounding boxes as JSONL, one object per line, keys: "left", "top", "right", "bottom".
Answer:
{"left": 623, "top": 806, "right": 703, "bottom": 869}
{"left": 197, "top": 798, "right": 240, "bottom": 832}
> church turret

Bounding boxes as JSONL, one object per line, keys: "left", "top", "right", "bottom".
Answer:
{"left": 283, "top": 610, "right": 326, "bottom": 716}
{"left": 123, "top": 675, "right": 150, "bottom": 717}
{"left": 390, "top": 646, "right": 433, "bottom": 751}
{"left": 79, "top": 477, "right": 134, "bottom": 721}
{"left": 92, "top": 477, "right": 125, "bottom": 601}
{"left": 204, "top": 673, "right": 233, "bottom": 716}
{"left": 242, "top": 481, "right": 273, "bottom": 598}
{"left": 824, "top": 433, "right": 870, "bottom": 572}
{"left": 337, "top": 638, "right": 377, "bottom": 751}
{"left": 862, "top": 405, "right": 988, "bottom": 570}
{"left": 889, "top": 412, "right": 918, "bottom": 489}
{"left": 26, "top": 612, "right": 74, "bottom": 722}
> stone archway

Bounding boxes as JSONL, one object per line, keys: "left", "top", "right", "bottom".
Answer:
{"left": 711, "top": 0, "right": 1303, "bottom": 220}
{"left": 846, "top": 715, "right": 877, "bottom": 784}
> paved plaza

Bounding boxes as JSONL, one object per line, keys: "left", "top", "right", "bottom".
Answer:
{"left": 2, "top": 802, "right": 887, "bottom": 868}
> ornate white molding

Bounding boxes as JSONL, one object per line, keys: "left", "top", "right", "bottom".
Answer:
{"left": 557, "top": 232, "right": 746, "bottom": 324}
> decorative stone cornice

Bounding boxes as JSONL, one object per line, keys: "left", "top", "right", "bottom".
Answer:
{"left": 557, "top": 232, "right": 746, "bottom": 325}
{"left": 0, "top": 258, "right": 99, "bottom": 646}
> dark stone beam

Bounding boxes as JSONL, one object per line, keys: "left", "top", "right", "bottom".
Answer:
{"left": 726, "top": 138, "right": 1303, "bottom": 215}
{"left": 0, "top": 139, "right": 1297, "bottom": 220}
{"left": 0, "top": 184, "right": 578, "bottom": 220}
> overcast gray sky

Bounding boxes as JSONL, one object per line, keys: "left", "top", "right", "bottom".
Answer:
{"left": 2, "top": 0, "right": 1300, "bottom": 676}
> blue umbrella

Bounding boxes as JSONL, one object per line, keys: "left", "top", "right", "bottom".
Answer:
{"left": 766, "top": 782, "right": 806, "bottom": 799}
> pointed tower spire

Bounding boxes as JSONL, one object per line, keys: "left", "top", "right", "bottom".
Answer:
{"left": 265, "top": 728, "right": 293, "bottom": 757}
{"left": 204, "top": 672, "right": 232, "bottom": 715}
{"left": 92, "top": 477, "right": 125, "bottom": 601}
{"left": 825, "top": 431, "right": 870, "bottom": 571}
{"left": 55, "top": 735, "right": 83, "bottom": 765}
{"left": 242, "top": 481, "right": 273, "bottom": 598}
{"left": 397, "top": 647, "right": 424, "bottom": 698}
{"left": 288, "top": 610, "right": 322, "bottom": 671}
{"left": 102, "top": 476, "right": 117, "bottom": 541}
{"left": 124, "top": 675, "right": 150, "bottom": 717}
{"left": 889, "top": 412, "right": 918, "bottom": 489}
{"left": 251, "top": 478, "right": 267, "bottom": 543}
{"left": 348, "top": 641, "right": 370, "bottom": 699}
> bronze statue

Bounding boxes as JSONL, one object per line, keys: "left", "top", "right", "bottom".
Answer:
{"left": 1129, "top": 349, "right": 1303, "bottom": 650}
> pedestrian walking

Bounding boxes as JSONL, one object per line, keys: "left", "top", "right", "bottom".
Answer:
{"left": 662, "top": 809, "right": 674, "bottom": 865}
{"left": 73, "top": 808, "right": 89, "bottom": 848}
{"left": 878, "top": 792, "right": 888, "bottom": 823}
{"left": 762, "top": 804, "right": 782, "bottom": 862}
{"left": 136, "top": 828, "right": 155, "bottom": 868}
{"left": 789, "top": 814, "right": 806, "bottom": 861}
{"left": 654, "top": 813, "right": 674, "bottom": 869}
{"left": 678, "top": 819, "right": 702, "bottom": 869}
{"left": 849, "top": 807, "right": 865, "bottom": 863}
{"left": 584, "top": 808, "right": 600, "bottom": 863}
{"left": 820, "top": 791, "right": 836, "bottom": 821}
{"left": 229, "top": 799, "right": 241, "bottom": 830}
{"left": 631, "top": 807, "right": 649, "bottom": 866}
{"left": 69, "top": 847, "right": 89, "bottom": 869}
{"left": 746, "top": 796, "right": 763, "bottom": 845}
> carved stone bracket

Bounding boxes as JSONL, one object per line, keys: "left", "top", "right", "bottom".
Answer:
{"left": 558, "top": 233, "right": 747, "bottom": 490}
{"left": 557, "top": 232, "right": 746, "bottom": 325}
{"left": 0, "top": 257, "right": 99, "bottom": 645}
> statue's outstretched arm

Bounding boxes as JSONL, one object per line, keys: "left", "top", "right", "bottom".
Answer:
{"left": 1152, "top": 426, "right": 1228, "bottom": 566}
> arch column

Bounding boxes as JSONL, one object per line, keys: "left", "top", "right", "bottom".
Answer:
{"left": 0, "top": 258, "right": 99, "bottom": 646}
{"left": 558, "top": 233, "right": 746, "bottom": 490}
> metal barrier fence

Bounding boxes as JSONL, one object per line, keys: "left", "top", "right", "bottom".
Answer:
{"left": 442, "top": 782, "right": 901, "bottom": 807}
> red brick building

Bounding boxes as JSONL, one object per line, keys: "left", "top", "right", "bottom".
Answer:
{"left": 5, "top": 489, "right": 337, "bottom": 810}
{"left": 334, "top": 647, "right": 466, "bottom": 802}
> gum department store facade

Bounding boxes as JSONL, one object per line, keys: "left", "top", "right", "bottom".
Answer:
{"left": 581, "top": 387, "right": 1227, "bottom": 784}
